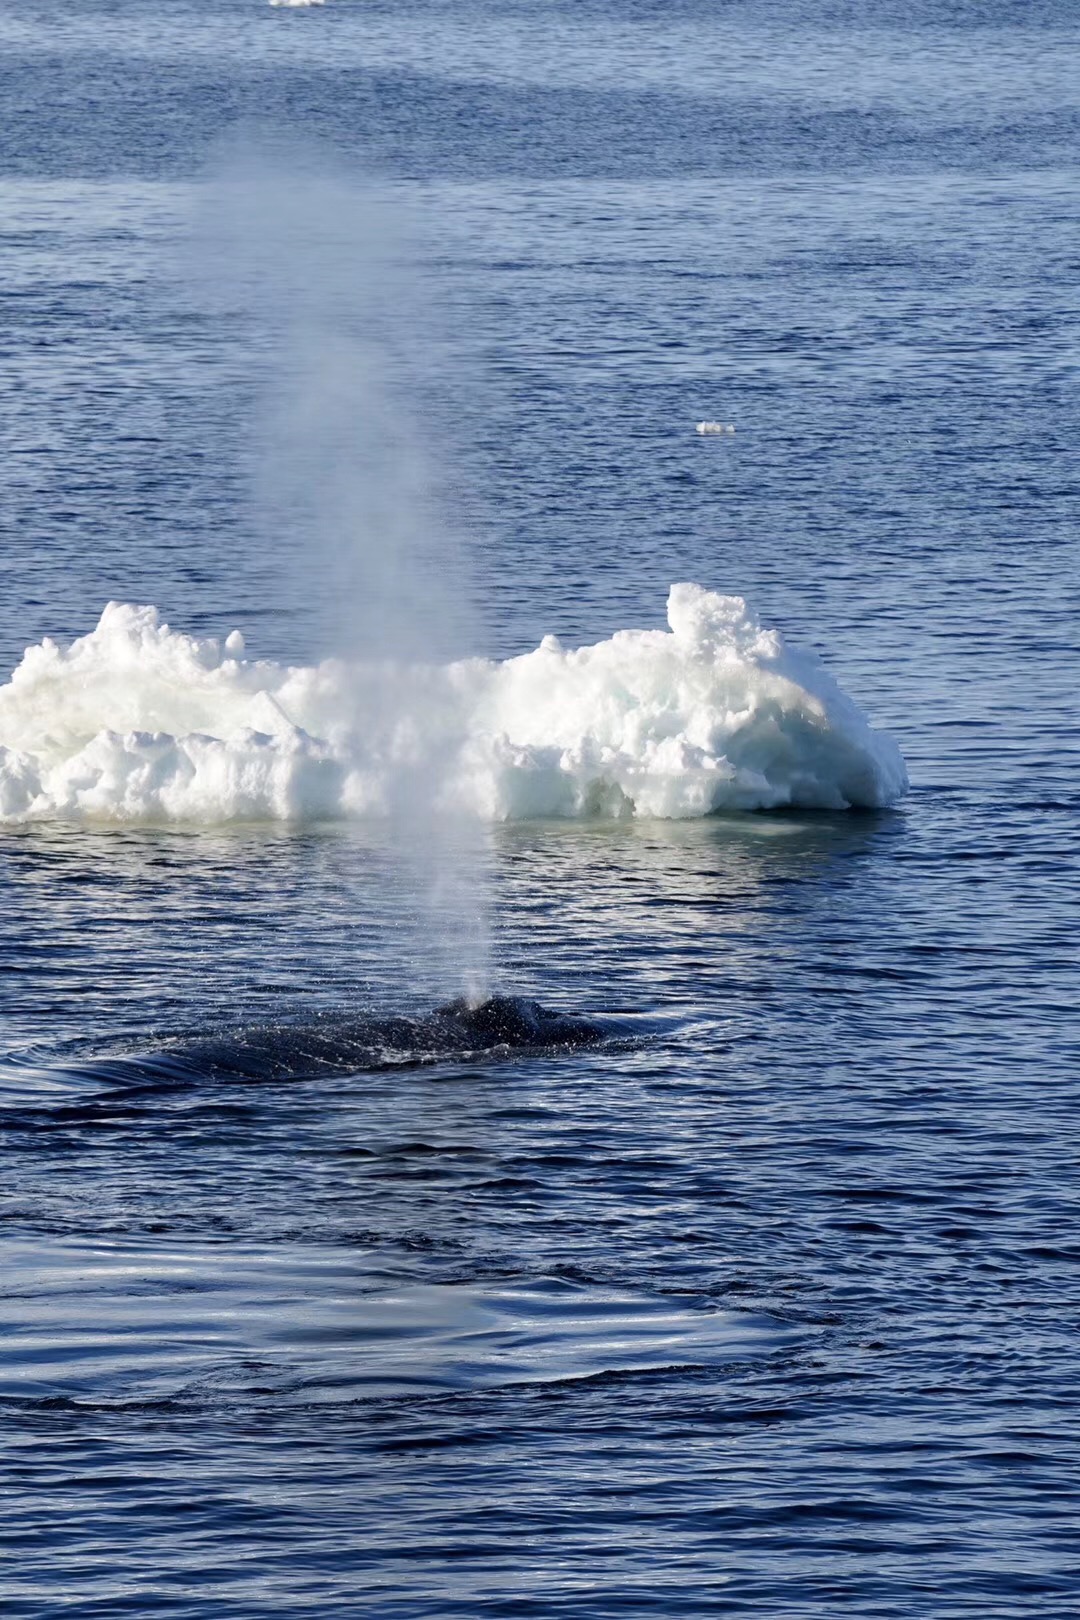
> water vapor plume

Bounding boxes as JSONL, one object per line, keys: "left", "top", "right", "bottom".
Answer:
{"left": 192, "top": 133, "right": 490, "bottom": 1001}
{"left": 194, "top": 133, "right": 472, "bottom": 662}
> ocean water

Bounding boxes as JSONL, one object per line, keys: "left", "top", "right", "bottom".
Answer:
{"left": 2, "top": 1, "right": 1079, "bottom": 1615}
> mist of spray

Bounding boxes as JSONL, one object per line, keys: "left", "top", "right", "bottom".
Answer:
{"left": 194, "top": 135, "right": 491, "bottom": 1003}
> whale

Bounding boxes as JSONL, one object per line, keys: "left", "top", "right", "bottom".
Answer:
{"left": 79, "top": 995, "right": 609, "bottom": 1088}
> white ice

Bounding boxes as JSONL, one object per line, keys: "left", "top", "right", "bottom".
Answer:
{"left": 0, "top": 585, "right": 907, "bottom": 824}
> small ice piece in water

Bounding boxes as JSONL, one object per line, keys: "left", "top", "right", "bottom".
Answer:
{"left": 268, "top": 0, "right": 324, "bottom": 8}
{"left": 695, "top": 421, "right": 736, "bottom": 435}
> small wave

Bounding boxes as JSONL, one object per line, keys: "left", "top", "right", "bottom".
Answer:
{"left": 0, "top": 585, "right": 906, "bottom": 825}
{"left": 0, "top": 1265, "right": 796, "bottom": 1403}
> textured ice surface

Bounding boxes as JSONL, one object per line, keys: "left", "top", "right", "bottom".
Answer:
{"left": 0, "top": 586, "right": 907, "bottom": 824}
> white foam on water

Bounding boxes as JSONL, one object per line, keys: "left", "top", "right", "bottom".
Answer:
{"left": 0, "top": 586, "right": 907, "bottom": 825}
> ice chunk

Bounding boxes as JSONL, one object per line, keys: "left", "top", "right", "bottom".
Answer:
{"left": 0, "top": 589, "right": 907, "bottom": 824}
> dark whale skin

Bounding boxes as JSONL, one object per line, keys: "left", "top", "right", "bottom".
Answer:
{"left": 434, "top": 995, "right": 605, "bottom": 1051}
{"left": 88, "top": 996, "right": 608, "bottom": 1086}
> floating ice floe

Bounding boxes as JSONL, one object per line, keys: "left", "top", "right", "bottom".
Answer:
{"left": 695, "top": 421, "right": 736, "bottom": 435}
{"left": 0, "top": 587, "right": 907, "bottom": 824}
{"left": 268, "top": 0, "right": 325, "bottom": 9}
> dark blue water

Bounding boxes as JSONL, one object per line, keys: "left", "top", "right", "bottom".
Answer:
{"left": 2, "top": 1, "right": 1080, "bottom": 1614}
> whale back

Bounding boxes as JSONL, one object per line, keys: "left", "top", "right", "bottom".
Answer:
{"left": 73, "top": 995, "right": 607, "bottom": 1088}
{"left": 434, "top": 994, "right": 603, "bottom": 1050}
